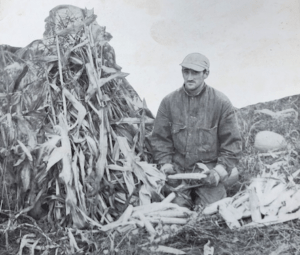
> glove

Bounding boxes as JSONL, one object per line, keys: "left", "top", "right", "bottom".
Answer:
{"left": 202, "top": 169, "right": 220, "bottom": 187}
{"left": 160, "top": 163, "right": 177, "bottom": 175}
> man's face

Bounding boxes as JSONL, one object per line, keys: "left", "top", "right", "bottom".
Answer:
{"left": 182, "top": 67, "right": 208, "bottom": 92}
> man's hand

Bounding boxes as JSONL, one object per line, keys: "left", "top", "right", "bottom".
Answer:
{"left": 202, "top": 169, "right": 220, "bottom": 187}
{"left": 160, "top": 163, "right": 177, "bottom": 175}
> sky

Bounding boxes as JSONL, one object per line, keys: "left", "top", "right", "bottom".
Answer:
{"left": 0, "top": 0, "right": 300, "bottom": 115}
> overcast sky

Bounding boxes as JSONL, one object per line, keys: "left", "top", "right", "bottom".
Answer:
{"left": 1, "top": 0, "right": 300, "bottom": 114}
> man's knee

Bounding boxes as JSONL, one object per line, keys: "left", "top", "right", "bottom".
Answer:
{"left": 194, "top": 184, "right": 227, "bottom": 206}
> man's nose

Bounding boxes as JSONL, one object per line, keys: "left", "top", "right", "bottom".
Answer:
{"left": 187, "top": 72, "right": 193, "bottom": 80}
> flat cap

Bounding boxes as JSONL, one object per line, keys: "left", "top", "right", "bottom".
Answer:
{"left": 180, "top": 53, "right": 210, "bottom": 72}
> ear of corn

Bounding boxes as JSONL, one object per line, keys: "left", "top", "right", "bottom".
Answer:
{"left": 148, "top": 217, "right": 188, "bottom": 225}
{"left": 168, "top": 173, "right": 207, "bottom": 180}
{"left": 202, "top": 197, "right": 232, "bottom": 215}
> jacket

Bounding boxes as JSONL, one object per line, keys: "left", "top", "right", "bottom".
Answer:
{"left": 150, "top": 83, "right": 242, "bottom": 177}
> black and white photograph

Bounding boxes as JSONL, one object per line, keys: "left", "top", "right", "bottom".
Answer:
{"left": 0, "top": 1, "right": 300, "bottom": 254}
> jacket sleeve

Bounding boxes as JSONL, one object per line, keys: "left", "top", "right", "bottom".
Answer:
{"left": 216, "top": 100, "right": 242, "bottom": 176}
{"left": 149, "top": 97, "right": 174, "bottom": 165}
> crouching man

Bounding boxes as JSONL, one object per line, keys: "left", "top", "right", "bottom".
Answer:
{"left": 150, "top": 53, "right": 242, "bottom": 208}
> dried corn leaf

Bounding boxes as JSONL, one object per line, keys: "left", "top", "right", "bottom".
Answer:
{"left": 231, "top": 191, "right": 249, "bottom": 208}
{"left": 123, "top": 171, "right": 135, "bottom": 195}
{"left": 277, "top": 188, "right": 300, "bottom": 215}
{"left": 259, "top": 181, "right": 287, "bottom": 214}
{"left": 14, "top": 153, "right": 26, "bottom": 166}
{"left": 139, "top": 184, "right": 151, "bottom": 205}
{"left": 85, "top": 64, "right": 129, "bottom": 101}
{"left": 242, "top": 209, "right": 300, "bottom": 229}
{"left": 46, "top": 147, "right": 64, "bottom": 171}
{"left": 17, "top": 139, "right": 33, "bottom": 161}
{"left": 117, "top": 136, "right": 162, "bottom": 200}
{"left": 57, "top": 14, "right": 97, "bottom": 36}
{"left": 14, "top": 115, "right": 37, "bottom": 149}
{"left": 263, "top": 187, "right": 297, "bottom": 216}
{"left": 108, "top": 164, "right": 131, "bottom": 171}
{"left": 63, "top": 88, "right": 86, "bottom": 129}
{"left": 71, "top": 146, "right": 86, "bottom": 211}
{"left": 86, "top": 135, "right": 98, "bottom": 156}
{"left": 218, "top": 203, "right": 241, "bottom": 229}
{"left": 68, "top": 228, "right": 83, "bottom": 253}
{"left": 18, "top": 233, "right": 36, "bottom": 255}
{"left": 249, "top": 186, "right": 262, "bottom": 222}
{"left": 112, "top": 138, "right": 120, "bottom": 161}
{"left": 95, "top": 109, "right": 108, "bottom": 182}
{"left": 79, "top": 148, "right": 86, "bottom": 182}
{"left": 102, "top": 65, "right": 117, "bottom": 74}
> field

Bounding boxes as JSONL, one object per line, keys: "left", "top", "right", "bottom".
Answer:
{"left": 1, "top": 92, "right": 299, "bottom": 254}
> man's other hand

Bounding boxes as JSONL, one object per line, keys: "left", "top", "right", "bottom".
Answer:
{"left": 202, "top": 169, "right": 220, "bottom": 187}
{"left": 161, "top": 163, "right": 177, "bottom": 175}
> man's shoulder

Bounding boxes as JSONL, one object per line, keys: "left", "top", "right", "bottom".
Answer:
{"left": 206, "top": 85, "right": 232, "bottom": 105}
{"left": 162, "top": 87, "right": 182, "bottom": 102}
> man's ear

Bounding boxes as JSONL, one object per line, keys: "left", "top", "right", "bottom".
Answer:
{"left": 204, "top": 70, "right": 210, "bottom": 79}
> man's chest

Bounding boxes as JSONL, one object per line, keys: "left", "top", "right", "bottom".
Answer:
{"left": 169, "top": 96, "right": 220, "bottom": 129}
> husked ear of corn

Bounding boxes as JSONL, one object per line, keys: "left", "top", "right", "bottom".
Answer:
{"left": 168, "top": 173, "right": 207, "bottom": 180}
{"left": 161, "top": 192, "right": 176, "bottom": 203}
{"left": 137, "top": 211, "right": 156, "bottom": 235}
{"left": 147, "top": 211, "right": 187, "bottom": 218}
{"left": 147, "top": 217, "right": 188, "bottom": 225}
{"left": 202, "top": 197, "right": 232, "bottom": 215}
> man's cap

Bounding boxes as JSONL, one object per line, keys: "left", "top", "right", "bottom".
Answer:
{"left": 180, "top": 53, "right": 210, "bottom": 72}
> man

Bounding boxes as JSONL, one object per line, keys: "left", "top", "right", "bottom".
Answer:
{"left": 150, "top": 53, "right": 242, "bottom": 208}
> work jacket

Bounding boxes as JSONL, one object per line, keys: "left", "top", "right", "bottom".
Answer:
{"left": 150, "top": 83, "right": 242, "bottom": 177}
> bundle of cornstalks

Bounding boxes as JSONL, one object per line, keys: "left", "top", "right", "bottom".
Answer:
{"left": 203, "top": 166, "right": 300, "bottom": 229}
{"left": 0, "top": 5, "right": 170, "bottom": 234}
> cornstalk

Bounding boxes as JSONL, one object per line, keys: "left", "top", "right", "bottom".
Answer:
{"left": 45, "top": 68, "right": 57, "bottom": 125}
{"left": 0, "top": 46, "right": 6, "bottom": 67}
{"left": 105, "top": 109, "right": 113, "bottom": 182}
{"left": 139, "top": 99, "right": 146, "bottom": 157}
{"left": 55, "top": 178, "right": 61, "bottom": 220}
{"left": 56, "top": 35, "right": 67, "bottom": 117}
{"left": 1, "top": 158, "right": 10, "bottom": 211}
{"left": 97, "top": 194, "right": 113, "bottom": 223}
{"left": 96, "top": 107, "right": 107, "bottom": 183}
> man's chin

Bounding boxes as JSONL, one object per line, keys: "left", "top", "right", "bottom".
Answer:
{"left": 185, "top": 84, "right": 197, "bottom": 91}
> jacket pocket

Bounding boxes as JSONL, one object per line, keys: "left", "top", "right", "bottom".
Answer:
{"left": 197, "top": 125, "right": 218, "bottom": 160}
{"left": 171, "top": 123, "right": 186, "bottom": 153}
